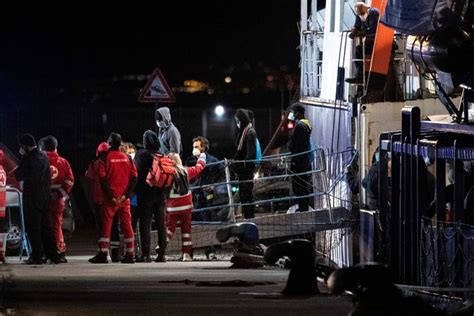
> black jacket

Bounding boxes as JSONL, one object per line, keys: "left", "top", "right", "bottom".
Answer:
{"left": 185, "top": 153, "right": 221, "bottom": 187}
{"left": 234, "top": 109, "right": 257, "bottom": 173}
{"left": 134, "top": 149, "right": 161, "bottom": 198}
{"left": 15, "top": 148, "right": 51, "bottom": 209}
{"left": 134, "top": 130, "right": 162, "bottom": 198}
{"left": 288, "top": 119, "right": 312, "bottom": 171}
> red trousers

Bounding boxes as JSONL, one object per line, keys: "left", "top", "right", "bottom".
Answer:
{"left": 99, "top": 199, "right": 134, "bottom": 256}
{"left": 166, "top": 210, "right": 192, "bottom": 255}
{"left": 50, "top": 199, "right": 66, "bottom": 253}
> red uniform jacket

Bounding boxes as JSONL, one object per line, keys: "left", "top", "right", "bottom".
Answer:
{"left": 85, "top": 159, "right": 104, "bottom": 205}
{"left": 167, "top": 157, "right": 206, "bottom": 213}
{"left": 99, "top": 150, "right": 137, "bottom": 200}
{"left": 46, "top": 151, "right": 74, "bottom": 200}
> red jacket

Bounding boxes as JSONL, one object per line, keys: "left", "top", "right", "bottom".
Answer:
{"left": 46, "top": 151, "right": 74, "bottom": 200}
{"left": 166, "top": 157, "right": 206, "bottom": 213}
{"left": 85, "top": 159, "right": 104, "bottom": 205}
{"left": 99, "top": 150, "right": 137, "bottom": 199}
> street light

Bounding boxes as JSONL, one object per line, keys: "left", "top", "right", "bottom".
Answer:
{"left": 215, "top": 105, "right": 225, "bottom": 117}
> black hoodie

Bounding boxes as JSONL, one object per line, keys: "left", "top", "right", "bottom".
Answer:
{"left": 134, "top": 130, "right": 161, "bottom": 197}
{"left": 234, "top": 108, "right": 257, "bottom": 172}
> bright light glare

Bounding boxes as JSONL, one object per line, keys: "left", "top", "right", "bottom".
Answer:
{"left": 215, "top": 105, "right": 225, "bottom": 116}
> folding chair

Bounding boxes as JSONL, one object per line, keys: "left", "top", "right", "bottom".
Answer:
{"left": 6, "top": 186, "right": 30, "bottom": 260}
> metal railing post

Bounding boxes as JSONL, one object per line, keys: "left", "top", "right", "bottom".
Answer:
{"left": 224, "top": 159, "right": 236, "bottom": 223}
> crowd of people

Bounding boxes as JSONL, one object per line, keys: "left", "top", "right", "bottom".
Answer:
{"left": 0, "top": 103, "right": 316, "bottom": 265}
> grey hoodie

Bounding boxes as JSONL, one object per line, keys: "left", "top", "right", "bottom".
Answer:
{"left": 155, "top": 107, "right": 182, "bottom": 155}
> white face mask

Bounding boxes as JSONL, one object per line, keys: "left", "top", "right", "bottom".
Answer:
{"left": 129, "top": 153, "right": 135, "bottom": 160}
{"left": 360, "top": 12, "right": 369, "bottom": 21}
{"left": 156, "top": 120, "right": 166, "bottom": 128}
{"left": 19, "top": 147, "right": 26, "bottom": 156}
{"left": 288, "top": 112, "right": 295, "bottom": 121}
{"left": 236, "top": 120, "right": 241, "bottom": 129}
{"left": 192, "top": 148, "right": 201, "bottom": 157}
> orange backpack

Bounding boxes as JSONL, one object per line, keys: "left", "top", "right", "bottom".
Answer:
{"left": 146, "top": 154, "right": 175, "bottom": 189}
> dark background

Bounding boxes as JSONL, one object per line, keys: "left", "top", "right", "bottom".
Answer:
{"left": 0, "top": 2, "right": 301, "bottom": 205}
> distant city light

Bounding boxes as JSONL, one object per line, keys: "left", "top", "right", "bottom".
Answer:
{"left": 215, "top": 105, "right": 225, "bottom": 116}
{"left": 224, "top": 76, "right": 232, "bottom": 83}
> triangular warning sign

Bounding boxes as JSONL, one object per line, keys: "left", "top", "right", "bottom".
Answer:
{"left": 138, "top": 68, "right": 175, "bottom": 103}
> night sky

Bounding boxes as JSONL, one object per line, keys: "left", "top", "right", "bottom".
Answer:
{"left": 0, "top": 1, "right": 301, "bottom": 84}
{"left": 0, "top": 1, "right": 303, "bottom": 176}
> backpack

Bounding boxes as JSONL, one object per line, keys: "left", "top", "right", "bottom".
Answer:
{"left": 146, "top": 154, "right": 175, "bottom": 189}
{"left": 255, "top": 138, "right": 262, "bottom": 166}
{"left": 172, "top": 169, "right": 190, "bottom": 196}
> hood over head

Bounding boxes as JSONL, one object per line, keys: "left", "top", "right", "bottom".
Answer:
{"left": 155, "top": 107, "right": 172, "bottom": 126}
{"left": 234, "top": 108, "right": 251, "bottom": 128}
{"left": 96, "top": 142, "right": 110, "bottom": 157}
{"left": 143, "top": 130, "right": 160, "bottom": 151}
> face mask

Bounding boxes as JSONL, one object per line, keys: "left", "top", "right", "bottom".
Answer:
{"left": 192, "top": 148, "right": 201, "bottom": 157}
{"left": 236, "top": 120, "right": 241, "bottom": 129}
{"left": 129, "top": 153, "right": 135, "bottom": 160}
{"left": 360, "top": 12, "right": 368, "bottom": 21}
{"left": 19, "top": 147, "right": 26, "bottom": 156}
{"left": 288, "top": 112, "right": 295, "bottom": 121}
{"left": 156, "top": 120, "right": 166, "bottom": 128}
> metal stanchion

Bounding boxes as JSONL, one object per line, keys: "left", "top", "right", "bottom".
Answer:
{"left": 224, "top": 159, "right": 235, "bottom": 223}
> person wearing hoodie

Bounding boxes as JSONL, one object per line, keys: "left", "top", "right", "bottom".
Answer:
{"left": 15, "top": 134, "right": 58, "bottom": 264}
{"left": 155, "top": 107, "right": 182, "bottom": 155}
{"left": 39, "top": 136, "right": 74, "bottom": 263}
{"left": 287, "top": 103, "right": 313, "bottom": 212}
{"left": 133, "top": 130, "right": 167, "bottom": 262}
{"left": 233, "top": 108, "right": 258, "bottom": 219}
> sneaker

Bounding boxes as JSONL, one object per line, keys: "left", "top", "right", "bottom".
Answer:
{"left": 136, "top": 255, "right": 152, "bottom": 263}
{"left": 45, "top": 255, "right": 61, "bottom": 264}
{"left": 89, "top": 251, "right": 108, "bottom": 264}
{"left": 24, "top": 257, "right": 43, "bottom": 265}
{"left": 208, "top": 252, "right": 218, "bottom": 261}
{"left": 182, "top": 253, "right": 193, "bottom": 262}
{"left": 120, "top": 254, "right": 135, "bottom": 264}
{"left": 155, "top": 254, "right": 166, "bottom": 263}
{"left": 58, "top": 252, "right": 68, "bottom": 263}
{"left": 111, "top": 248, "right": 120, "bottom": 263}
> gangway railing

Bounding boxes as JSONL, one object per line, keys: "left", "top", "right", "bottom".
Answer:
{"left": 300, "top": 28, "right": 426, "bottom": 102}
{"left": 189, "top": 147, "right": 355, "bottom": 223}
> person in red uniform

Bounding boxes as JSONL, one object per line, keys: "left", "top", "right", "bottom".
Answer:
{"left": 85, "top": 142, "right": 121, "bottom": 262}
{"left": 85, "top": 142, "right": 110, "bottom": 236}
{"left": 166, "top": 152, "right": 206, "bottom": 261}
{"left": 89, "top": 133, "right": 137, "bottom": 264}
{"left": 0, "top": 150, "right": 7, "bottom": 263}
{"left": 40, "top": 136, "right": 74, "bottom": 263}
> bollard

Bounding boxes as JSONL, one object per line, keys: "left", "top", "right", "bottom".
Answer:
{"left": 264, "top": 239, "right": 319, "bottom": 295}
